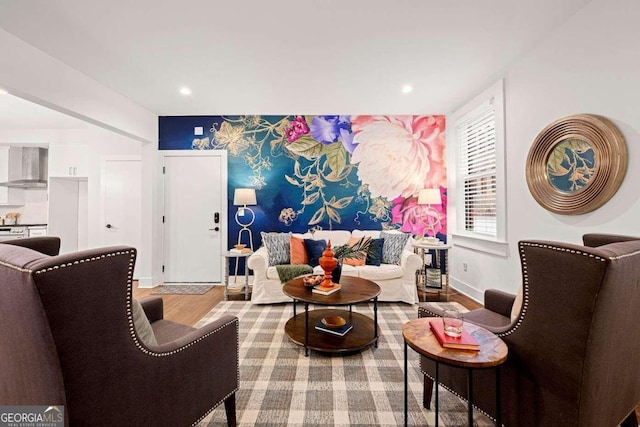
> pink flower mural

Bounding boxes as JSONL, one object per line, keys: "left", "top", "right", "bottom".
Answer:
{"left": 350, "top": 115, "right": 447, "bottom": 236}
{"left": 350, "top": 115, "right": 446, "bottom": 199}
{"left": 391, "top": 187, "right": 447, "bottom": 237}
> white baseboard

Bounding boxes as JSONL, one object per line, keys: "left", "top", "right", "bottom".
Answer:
{"left": 136, "top": 276, "right": 154, "bottom": 288}
{"left": 449, "top": 276, "right": 484, "bottom": 304}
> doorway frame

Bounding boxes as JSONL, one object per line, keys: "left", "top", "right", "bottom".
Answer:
{"left": 159, "top": 150, "right": 228, "bottom": 284}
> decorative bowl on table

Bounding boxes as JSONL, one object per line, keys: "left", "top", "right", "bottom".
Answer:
{"left": 321, "top": 315, "right": 346, "bottom": 329}
{"left": 302, "top": 275, "right": 323, "bottom": 288}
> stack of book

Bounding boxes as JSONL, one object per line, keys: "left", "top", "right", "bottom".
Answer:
{"left": 230, "top": 248, "right": 251, "bottom": 254}
{"left": 314, "top": 321, "right": 353, "bottom": 337}
{"left": 312, "top": 283, "right": 341, "bottom": 295}
{"left": 429, "top": 319, "right": 479, "bottom": 351}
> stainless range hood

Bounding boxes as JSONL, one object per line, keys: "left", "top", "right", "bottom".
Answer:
{"left": 0, "top": 147, "right": 48, "bottom": 188}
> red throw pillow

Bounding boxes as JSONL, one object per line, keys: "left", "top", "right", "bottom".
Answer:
{"left": 290, "top": 236, "right": 309, "bottom": 265}
{"left": 342, "top": 236, "right": 367, "bottom": 266}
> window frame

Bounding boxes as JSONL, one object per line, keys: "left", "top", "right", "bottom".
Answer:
{"left": 449, "top": 79, "right": 507, "bottom": 254}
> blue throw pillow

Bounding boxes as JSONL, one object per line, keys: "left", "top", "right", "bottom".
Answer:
{"left": 304, "top": 239, "right": 327, "bottom": 267}
{"left": 366, "top": 238, "right": 384, "bottom": 266}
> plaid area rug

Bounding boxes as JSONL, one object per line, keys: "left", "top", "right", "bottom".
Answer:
{"left": 196, "top": 301, "right": 493, "bottom": 426}
{"left": 150, "top": 284, "right": 216, "bottom": 295}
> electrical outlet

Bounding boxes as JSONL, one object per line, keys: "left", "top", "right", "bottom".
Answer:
{"left": 463, "top": 262, "right": 468, "bottom": 272}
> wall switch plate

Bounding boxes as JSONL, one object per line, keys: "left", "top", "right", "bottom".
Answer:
{"left": 194, "top": 126, "right": 204, "bottom": 135}
{"left": 463, "top": 262, "right": 468, "bottom": 272}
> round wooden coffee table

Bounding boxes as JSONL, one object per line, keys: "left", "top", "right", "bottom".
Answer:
{"left": 402, "top": 317, "right": 508, "bottom": 427}
{"left": 283, "top": 276, "right": 381, "bottom": 356}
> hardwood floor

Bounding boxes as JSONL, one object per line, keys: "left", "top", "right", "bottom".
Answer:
{"left": 133, "top": 282, "right": 482, "bottom": 327}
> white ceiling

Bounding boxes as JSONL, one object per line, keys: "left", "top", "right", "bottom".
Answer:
{"left": 0, "top": 93, "right": 87, "bottom": 130}
{"left": 0, "top": 0, "right": 591, "bottom": 119}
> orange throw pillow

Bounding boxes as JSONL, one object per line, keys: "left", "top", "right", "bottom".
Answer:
{"left": 342, "top": 236, "right": 367, "bottom": 266}
{"left": 290, "top": 236, "right": 309, "bottom": 265}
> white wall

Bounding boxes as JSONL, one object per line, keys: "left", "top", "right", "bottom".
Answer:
{"left": 450, "top": 0, "right": 640, "bottom": 301}
{"left": 0, "top": 29, "right": 157, "bottom": 284}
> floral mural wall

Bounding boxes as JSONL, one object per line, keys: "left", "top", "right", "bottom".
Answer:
{"left": 159, "top": 115, "right": 447, "bottom": 250}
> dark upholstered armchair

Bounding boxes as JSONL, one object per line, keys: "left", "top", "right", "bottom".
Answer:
{"left": 419, "top": 234, "right": 640, "bottom": 426}
{"left": 0, "top": 243, "right": 238, "bottom": 427}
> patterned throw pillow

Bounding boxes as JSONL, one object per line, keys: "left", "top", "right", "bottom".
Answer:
{"left": 342, "top": 236, "right": 367, "bottom": 266}
{"left": 381, "top": 231, "right": 410, "bottom": 265}
{"left": 261, "top": 232, "right": 292, "bottom": 265}
{"left": 366, "top": 238, "right": 384, "bottom": 266}
{"left": 304, "top": 239, "right": 327, "bottom": 267}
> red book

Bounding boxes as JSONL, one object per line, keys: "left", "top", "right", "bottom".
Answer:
{"left": 429, "top": 319, "right": 480, "bottom": 351}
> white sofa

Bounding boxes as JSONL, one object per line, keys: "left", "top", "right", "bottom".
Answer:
{"left": 247, "top": 229, "right": 422, "bottom": 304}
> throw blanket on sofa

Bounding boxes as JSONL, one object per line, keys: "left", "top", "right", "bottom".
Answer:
{"left": 276, "top": 264, "right": 314, "bottom": 284}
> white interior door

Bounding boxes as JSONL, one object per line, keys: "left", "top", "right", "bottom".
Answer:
{"left": 163, "top": 153, "right": 225, "bottom": 283}
{"left": 102, "top": 158, "right": 142, "bottom": 278}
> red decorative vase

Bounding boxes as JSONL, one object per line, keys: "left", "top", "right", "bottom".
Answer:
{"left": 318, "top": 240, "right": 338, "bottom": 287}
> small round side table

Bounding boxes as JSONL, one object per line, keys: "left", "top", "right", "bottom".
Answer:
{"left": 402, "top": 317, "right": 508, "bottom": 427}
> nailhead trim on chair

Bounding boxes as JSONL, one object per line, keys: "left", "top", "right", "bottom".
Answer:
{"left": 0, "top": 260, "right": 32, "bottom": 272}
{"left": 16, "top": 248, "right": 240, "bottom": 426}
{"left": 421, "top": 241, "right": 617, "bottom": 421}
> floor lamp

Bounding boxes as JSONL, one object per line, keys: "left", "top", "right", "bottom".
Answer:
{"left": 417, "top": 188, "right": 442, "bottom": 240}
{"left": 234, "top": 188, "right": 257, "bottom": 250}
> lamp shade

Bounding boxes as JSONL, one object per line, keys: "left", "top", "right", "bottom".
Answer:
{"left": 417, "top": 188, "right": 442, "bottom": 205}
{"left": 233, "top": 188, "right": 257, "bottom": 206}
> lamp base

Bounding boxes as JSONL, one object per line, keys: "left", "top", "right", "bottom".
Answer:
{"left": 237, "top": 228, "right": 254, "bottom": 251}
{"left": 235, "top": 206, "right": 255, "bottom": 251}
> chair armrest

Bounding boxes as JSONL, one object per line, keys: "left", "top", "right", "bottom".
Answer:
{"left": 139, "top": 296, "right": 164, "bottom": 323}
{"left": 138, "top": 315, "right": 239, "bottom": 425}
{"left": 2, "top": 236, "right": 61, "bottom": 256}
{"left": 483, "top": 289, "right": 516, "bottom": 318}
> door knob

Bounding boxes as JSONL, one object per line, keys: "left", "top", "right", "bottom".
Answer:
{"left": 106, "top": 224, "right": 113, "bottom": 229}
{"left": 208, "top": 227, "right": 220, "bottom": 231}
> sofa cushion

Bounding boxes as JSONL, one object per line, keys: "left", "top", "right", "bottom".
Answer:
{"left": 342, "top": 237, "right": 367, "bottom": 266}
{"left": 311, "top": 230, "right": 352, "bottom": 246}
{"left": 510, "top": 286, "right": 523, "bottom": 322}
{"left": 132, "top": 298, "right": 158, "bottom": 346}
{"left": 365, "top": 238, "right": 384, "bottom": 266}
{"left": 358, "top": 264, "right": 404, "bottom": 281}
{"left": 352, "top": 229, "right": 381, "bottom": 239}
{"left": 312, "top": 263, "right": 359, "bottom": 277}
{"left": 304, "top": 239, "right": 327, "bottom": 267}
{"left": 367, "top": 238, "right": 384, "bottom": 266}
{"left": 290, "top": 235, "right": 309, "bottom": 265}
{"left": 261, "top": 232, "right": 292, "bottom": 265}
{"left": 381, "top": 231, "right": 410, "bottom": 265}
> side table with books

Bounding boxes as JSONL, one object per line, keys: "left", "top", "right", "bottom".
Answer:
{"left": 223, "top": 248, "right": 253, "bottom": 300}
{"left": 402, "top": 317, "right": 508, "bottom": 427}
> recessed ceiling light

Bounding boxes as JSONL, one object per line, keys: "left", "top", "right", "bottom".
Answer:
{"left": 401, "top": 85, "right": 413, "bottom": 94}
{"left": 179, "top": 87, "right": 192, "bottom": 96}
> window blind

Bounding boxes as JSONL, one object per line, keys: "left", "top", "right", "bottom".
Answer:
{"left": 457, "top": 100, "right": 497, "bottom": 237}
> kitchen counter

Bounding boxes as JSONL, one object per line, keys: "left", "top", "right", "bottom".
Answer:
{"left": 0, "top": 223, "right": 47, "bottom": 227}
